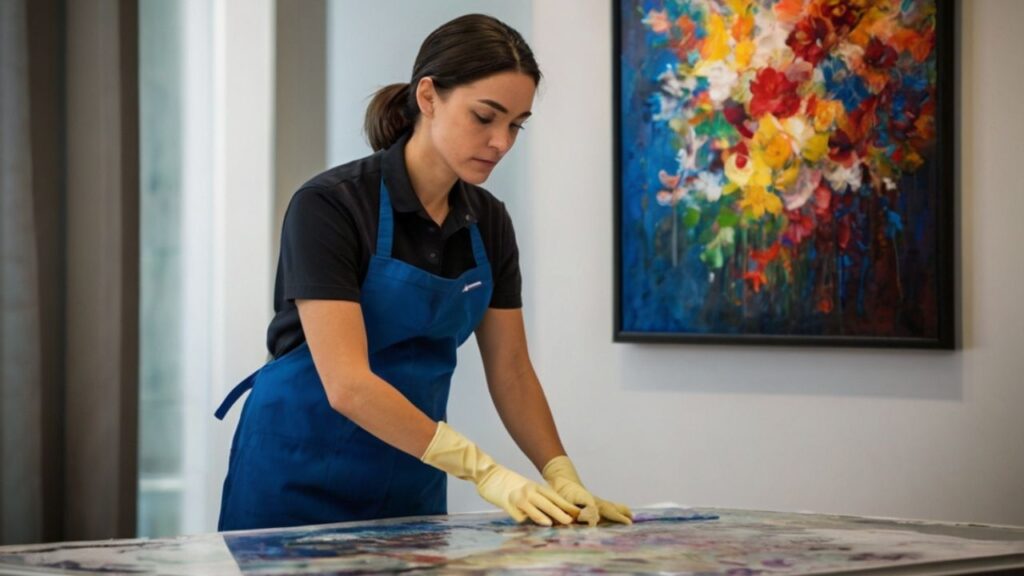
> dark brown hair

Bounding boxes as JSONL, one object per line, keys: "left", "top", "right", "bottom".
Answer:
{"left": 364, "top": 14, "right": 541, "bottom": 152}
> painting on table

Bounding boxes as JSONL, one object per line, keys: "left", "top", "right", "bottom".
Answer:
{"left": 614, "top": 0, "right": 955, "bottom": 348}
{"left": 1, "top": 507, "right": 1023, "bottom": 574}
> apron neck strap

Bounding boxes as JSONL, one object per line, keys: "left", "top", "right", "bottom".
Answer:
{"left": 376, "top": 178, "right": 394, "bottom": 257}
{"left": 469, "top": 224, "right": 487, "bottom": 267}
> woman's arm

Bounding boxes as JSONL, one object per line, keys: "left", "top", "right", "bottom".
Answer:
{"left": 297, "top": 299, "right": 437, "bottom": 457}
{"left": 475, "top": 307, "right": 566, "bottom": 472}
{"left": 476, "top": 306, "right": 634, "bottom": 525}
{"left": 297, "top": 298, "right": 580, "bottom": 525}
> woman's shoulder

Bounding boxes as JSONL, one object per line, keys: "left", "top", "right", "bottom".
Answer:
{"left": 282, "top": 150, "right": 384, "bottom": 228}
{"left": 292, "top": 150, "right": 384, "bottom": 204}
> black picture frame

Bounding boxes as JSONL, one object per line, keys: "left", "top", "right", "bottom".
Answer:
{"left": 613, "top": 0, "right": 956, "bottom": 348}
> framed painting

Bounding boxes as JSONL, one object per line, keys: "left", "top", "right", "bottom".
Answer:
{"left": 613, "top": 0, "right": 955, "bottom": 348}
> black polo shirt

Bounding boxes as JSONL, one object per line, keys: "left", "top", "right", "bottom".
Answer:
{"left": 266, "top": 130, "right": 522, "bottom": 359}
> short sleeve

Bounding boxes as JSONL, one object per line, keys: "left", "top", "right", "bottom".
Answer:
{"left": 279, "top": 187, "right": 362, "bottom": 302}
{"left": 489, "top": 203, "right": 522, "bottom": 309}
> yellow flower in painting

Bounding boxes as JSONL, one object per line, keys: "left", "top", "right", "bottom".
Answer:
{"left": 802, "top": 133, "right": 829, "bottom": 163}
{"left": 740, "top": 185, "right": 784, "bottom": 219}
{"left": 813, "top": 99, "right": 844, "bottom": 132}
{"left": 725, "top": 0, "right": 752, "bottom": 17}
{"left": 902, "top": 149, "right": 925, "bottom": 171}
{"left": 700, "top": 13, "right": 730, "bottom": 62}
{"left": 732, "top": 40, "right": 755, "bottom": 70}
{"left": 725, "top": 153, "right": 754, "bottom": 187}
{"left": 752, "top": 120, "right": 793, "bottom": 170}
{"left": 775, "top": 164, "right": 800, "bottom": 190}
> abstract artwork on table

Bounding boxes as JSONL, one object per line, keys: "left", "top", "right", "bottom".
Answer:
{"left": 2, "top": 508, "right": 1023, "bottom": 574}
{"left": 614, "top": 0, "right": 955, "bottom": 347}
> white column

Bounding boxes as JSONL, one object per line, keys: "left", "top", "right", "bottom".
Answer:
{"left": 179, "top": 0, "right": 215, "bottom": 536}
{"left": 202, "top": 0, "right": 276, "bottom": 533}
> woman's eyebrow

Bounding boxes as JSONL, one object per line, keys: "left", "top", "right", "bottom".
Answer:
{"left": 478, "top": 99, "right": 532, "bottom": 119}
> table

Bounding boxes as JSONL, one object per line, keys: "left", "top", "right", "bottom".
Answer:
{"left": 1, "top": 507, "right": 1023, "bottom": 574}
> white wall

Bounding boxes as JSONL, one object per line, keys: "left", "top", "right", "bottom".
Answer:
{"left": 327, "top": 1, "right": 1024, "bottom": 525}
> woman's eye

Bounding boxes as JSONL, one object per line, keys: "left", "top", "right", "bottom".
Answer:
{"left": 473, "top": 112, "right": 494, "bottom": 124}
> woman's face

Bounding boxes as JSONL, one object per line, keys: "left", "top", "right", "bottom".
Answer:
{"left": 421, "top": 71, "right": 536, "bottom": 185}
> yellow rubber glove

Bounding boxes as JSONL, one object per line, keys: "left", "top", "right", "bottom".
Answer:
{"left": 421, "top": 422, "right": 580, "bottom": 526}
{"left": 541, "top": 455, "right": 633, "bottom": 526}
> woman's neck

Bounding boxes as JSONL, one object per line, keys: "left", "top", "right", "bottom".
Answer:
{"left": 404, "top": 129, "right": 458, "bottom": 226}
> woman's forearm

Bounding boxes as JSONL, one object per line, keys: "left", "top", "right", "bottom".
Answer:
{"left": 486, "top": 358, "right": 567, "bottom": 472}
{"left": 325, "top": 368, "right": 439, "bottom": 459}
{"left": 298, "top": 299, "right": 437, "bottom": 459}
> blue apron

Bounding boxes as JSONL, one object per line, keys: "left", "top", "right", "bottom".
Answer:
{"left": 215, "top": 178, "right": 493, "bottom": 531}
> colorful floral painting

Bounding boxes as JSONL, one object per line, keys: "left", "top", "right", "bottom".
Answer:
{"left": 615, "top": 0, "right": 954, "bottom": 346}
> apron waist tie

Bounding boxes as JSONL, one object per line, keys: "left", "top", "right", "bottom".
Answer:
{"left": 215, "top": 370, "right": 260, "bottom": 420}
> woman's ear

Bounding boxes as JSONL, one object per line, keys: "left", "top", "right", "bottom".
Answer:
{"left": 415, "top": 77, "right": 436, "bottom": 119}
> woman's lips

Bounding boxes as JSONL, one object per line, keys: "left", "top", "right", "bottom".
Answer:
{"left": 473, "top": 158, "right": 497, "bottom": 167}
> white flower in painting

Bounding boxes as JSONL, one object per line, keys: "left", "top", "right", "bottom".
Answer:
{"left": 782, "top": 168, "right": 822, "bottom": 211}
{"left": 658, "top": 68, "right": 687, "bottom": 98}
{"left": 676, "top": 128, "right": 709, "bottom": 173}
{"left": 693, "top": 171, "right": 724, "bottom": 202}
{"left": 652, "top": 93, "right": 680, "bottom": 122}
{"left": 751, "top": 13, "right": 795, "bottom": 69}
{"left": 782, "top": 116, "right": 812, "bottom": 152}
{"left": 652, "top": 67, "right": 692, "bottom": 121}
{"left": 696, "top": 61, "right": 738, "bottom": 105}
{"left": 835, "top": 41, "right": 865, "bottom": 72}
{"left": 656, "top": 169, "right": 687, "bottom": 207}
{"left": 883, "top": 177, "right": 897, "bottom": 191}
{"left": 825, "top": 160, "right": 863, "bottom": 194}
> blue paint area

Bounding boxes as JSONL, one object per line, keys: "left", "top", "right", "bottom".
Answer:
{"left": 633, "top": 511, "right": 720, "bottom": 524}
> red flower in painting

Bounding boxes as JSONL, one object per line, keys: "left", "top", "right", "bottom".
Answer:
{"left": 837, "top": 216, "right": 852, "bottom": 250}
{"left": 672, "top": 15, "right": 701, "bottom": 61}
{"left": 828, "top": 129, "right": 857, "bottom": 164}
{"left": 750, "top": 243, "right": 781, "bottom": 267}
{"left": 749, "top": 68, "right": 801, "bottom": 118}
{"left": 813, "top": 183, "right": 832, "bottom": 219}
{"left": 863, "top": 37, "right": 898, "bottom": 70}
{"left": 819, "top": 0, "right": 866, "bottom": 35}
{"left": 723, "top": 100, "right": 755, "bottom": 138}
{"left": 784, "top": 210, "right": 815, "bottom": 245}
{"left": 743, "top": 270, "right": 768, "bottom": 293}
{"left": 786, "top": 16, "right": 835, "bottom": 66}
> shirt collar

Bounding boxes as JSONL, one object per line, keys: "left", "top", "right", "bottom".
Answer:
{"left": 381, "top": 130, "right": 478, "bottom": 227}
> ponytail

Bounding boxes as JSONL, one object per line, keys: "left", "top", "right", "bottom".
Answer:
{"left": 364, "top": 82, "right": 415, "bottom": 152}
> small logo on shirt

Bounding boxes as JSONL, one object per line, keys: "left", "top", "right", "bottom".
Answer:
{"left": 462, "top": 281, "right": 484, "bottom": 293}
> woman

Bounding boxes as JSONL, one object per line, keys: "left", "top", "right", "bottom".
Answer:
{"left": 215, "top": 13, "right": 631, "bottom": 531}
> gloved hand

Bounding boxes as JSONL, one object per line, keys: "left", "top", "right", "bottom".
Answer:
{"left": 421, "top": 422, "right": 580, "bottom": 526}
{"left": 541, "top": 455, "right": 633, "bottom": 526}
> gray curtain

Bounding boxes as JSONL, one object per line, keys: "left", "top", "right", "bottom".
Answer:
{"left": 0, "top": 0, "right": 45, "bottom": 545}
{"left": 0, "top": 0, "right": 139, "bottom": 546}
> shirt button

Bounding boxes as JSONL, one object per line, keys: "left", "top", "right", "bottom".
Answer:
{"left": 464, "top": 214, "right": 471, "bottom": 222}
{"left": 427, "top": 225, "right": 437, "bottom": 234}
{"left": 428, "top": 251, "right": 438, "bottom": 261}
